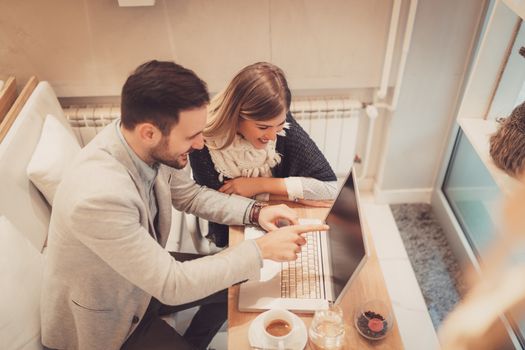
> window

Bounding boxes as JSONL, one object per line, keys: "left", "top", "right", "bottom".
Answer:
{"left": 443, "top": 130, "right": 501, "bottom": 256}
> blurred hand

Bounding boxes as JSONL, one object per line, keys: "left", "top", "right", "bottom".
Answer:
{"left": 219, "top": 178, "right": 260, "bottom": 197}
{"left": 258, "top": 204, "right": 299, "bottom": 231}
{"left": 255, "top": 224, "right": 330, "bottom": 262}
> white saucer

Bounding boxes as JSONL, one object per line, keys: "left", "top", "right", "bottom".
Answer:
{"left": 248, "top": 310, "right": 308, "bottom": 350}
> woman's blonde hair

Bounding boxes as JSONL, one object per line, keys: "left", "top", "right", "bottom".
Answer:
{"left": 204, "top": 62, "right": 291, "bottom": 149}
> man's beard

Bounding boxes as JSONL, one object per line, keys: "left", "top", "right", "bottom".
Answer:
{"left": 151, "top": 139, "right": 192, "bottom": 170}
{"left": 154, "top": 154, "right": 187, "bottom": 169}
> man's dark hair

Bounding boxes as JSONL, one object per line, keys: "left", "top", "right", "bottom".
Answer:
{"left": 121, "top": 60, "right": 209, "bottom": 135}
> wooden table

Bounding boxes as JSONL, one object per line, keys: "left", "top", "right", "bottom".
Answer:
{"left": 228, "top": 205, "right": 404, "bottom": 349}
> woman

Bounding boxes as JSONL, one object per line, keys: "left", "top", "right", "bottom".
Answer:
{"left": 190, "top": 62, "right": 338, "bottom": 247}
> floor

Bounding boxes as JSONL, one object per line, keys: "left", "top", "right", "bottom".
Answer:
{"left": 390, "top": 203, "right": 466, "bottom": 328}
{"left": 359, "top": 193, "right": 441, "bottom": 350}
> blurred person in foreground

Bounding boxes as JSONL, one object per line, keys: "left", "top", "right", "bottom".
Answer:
{"left": 439, "top": 102, "right": 525, "bottom": 349}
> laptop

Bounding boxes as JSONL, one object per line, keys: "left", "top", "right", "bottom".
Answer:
{"left": 239, "top": 168, "right": 369, "bottom": 312}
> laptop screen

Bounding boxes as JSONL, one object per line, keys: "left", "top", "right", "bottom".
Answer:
{"left": 325, "top": 171, "right": 367, "bottom": 300}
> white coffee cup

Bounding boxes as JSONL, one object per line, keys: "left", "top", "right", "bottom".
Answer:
{"left": 262, "top": 309, "right": 295, "bottom": 350}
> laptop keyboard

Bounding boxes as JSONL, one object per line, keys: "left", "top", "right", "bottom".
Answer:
{"left": 280, "top": 231, "right": 322, "bottom": 299}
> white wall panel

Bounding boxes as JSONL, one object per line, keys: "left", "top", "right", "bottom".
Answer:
{"left": 270, "top": 0, "right": 392, "bottom": 90}
{"left": 0, "top": 0, "right": 95, "bottom": 96}
{"left": 163, "top": 0, "right": 271, "bottom": 93}
{"left": 0, "top": 0, "right": 396, "bottom": 96}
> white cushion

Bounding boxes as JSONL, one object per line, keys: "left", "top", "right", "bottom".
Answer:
{"left": 0, "top": 216, "right": 44, "bottom": 350}
{"left": 27, "top": 114, "right": 81, "bottom": 205}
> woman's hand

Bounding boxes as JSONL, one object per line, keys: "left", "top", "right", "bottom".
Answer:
{"left": 219, "top": 178, "right": 262, "bottom": 197}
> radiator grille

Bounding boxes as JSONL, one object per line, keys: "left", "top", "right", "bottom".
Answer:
{"left": 63, "top": 105, "right": 119, "bottom": 147}
{"left": 64, "top": 97, "right": 361, "bottom": 176}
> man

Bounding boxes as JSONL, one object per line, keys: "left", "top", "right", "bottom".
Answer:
{"left": 40, "top": 60, "right": 327, "bottom": 350}
{"left": 490, "top": 101, "right": 525, "bottom": 177}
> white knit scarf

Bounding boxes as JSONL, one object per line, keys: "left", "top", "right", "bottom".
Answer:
{"left": 207, "top": 123, "right": 289, "bottom": 182}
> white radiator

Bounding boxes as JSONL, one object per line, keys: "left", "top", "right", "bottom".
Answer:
{"left": 63, "top": 97, "right": 361, "bottom": 176}
{"left": 63, "top": 105, "right": 120, "bottom": 147}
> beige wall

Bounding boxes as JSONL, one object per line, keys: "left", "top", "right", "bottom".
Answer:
{"left": 1, "top": 0, "right": 486, "bottom": 199}
{"left": 0, "top": 0, "right": 396, "bottom": 97}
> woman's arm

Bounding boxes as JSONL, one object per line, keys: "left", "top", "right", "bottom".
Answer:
{"left": 218, "top": 176, "right": 338, "bottom": 202}
{"left": 282, "top": 177, "right": 338, "bottom": 201}
{"left": 218, "top": 177, "right": 287, "bottom": 197}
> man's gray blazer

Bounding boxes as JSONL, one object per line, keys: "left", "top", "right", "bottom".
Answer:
{"left": 41, "top": 121, "right": 262, "bottom": 350}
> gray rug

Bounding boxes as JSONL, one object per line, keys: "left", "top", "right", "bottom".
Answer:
{"left": 390, "top": 203, "right": 466, "bottom": 329}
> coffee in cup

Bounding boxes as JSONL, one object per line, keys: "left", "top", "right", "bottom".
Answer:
{"left": 265, "top": 318, "right": 292, "bottom": 337}
{"left": 262, "top": 309, "right": 295, "bottom": 349}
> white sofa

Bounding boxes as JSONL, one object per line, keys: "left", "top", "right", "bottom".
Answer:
{"left": 0, "top": 81, "right": 63, "bottom": 251}
{"left": 0, "top": 80, "right": 58, "bottom": 350}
